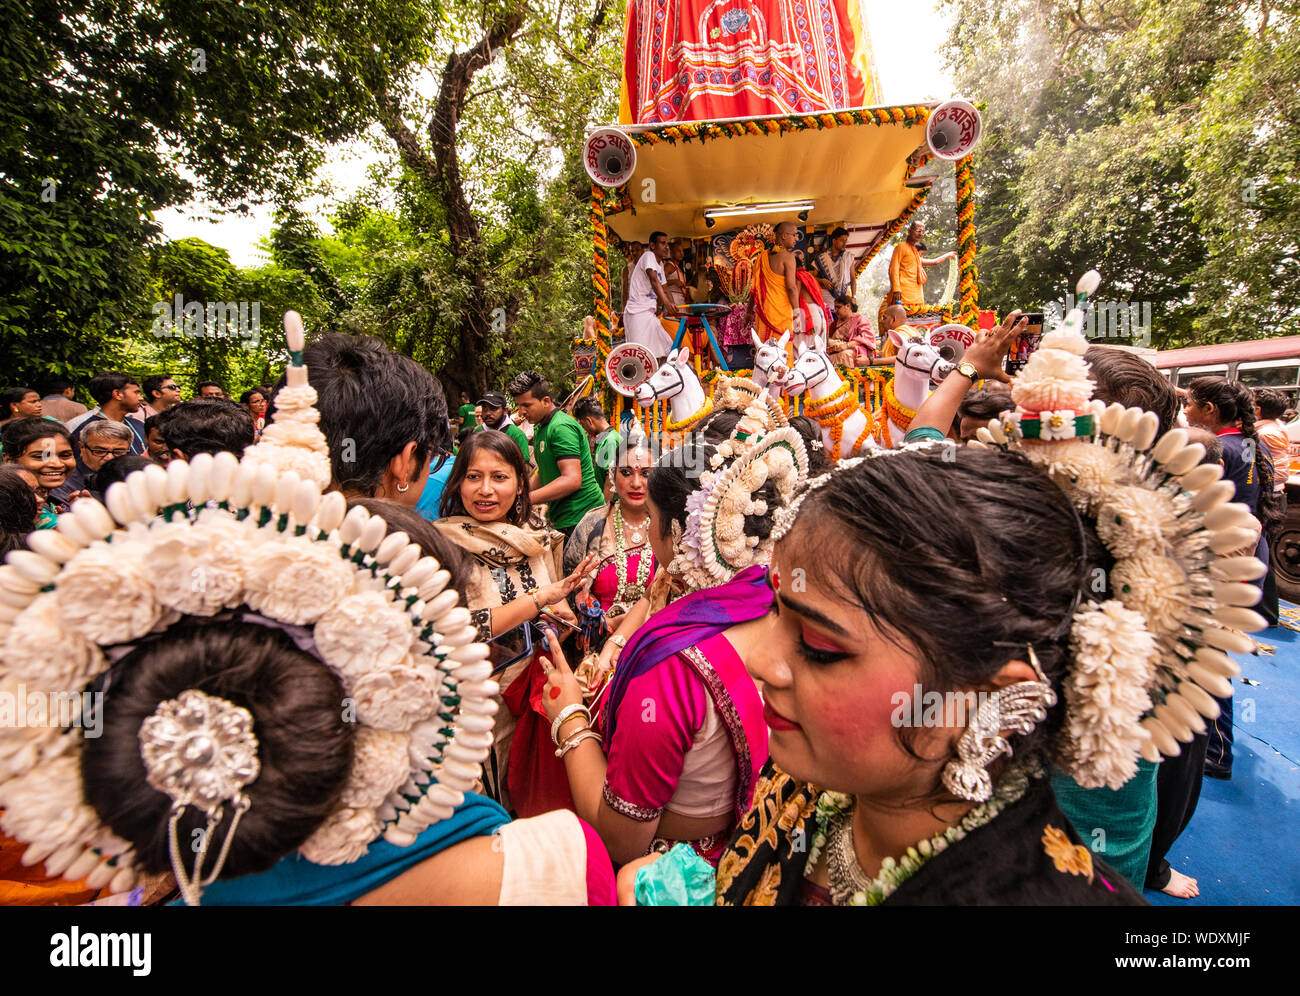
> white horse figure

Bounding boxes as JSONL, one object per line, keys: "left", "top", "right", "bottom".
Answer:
{"left": 782, "top": 335, "right": 876, "bottom": 460}
{"left": 634, "top": 345, "right": 710, "bottom": 434}
{"left": 750, "top": 329, "right": 791, "bottom": 399}
{"left": 876, "top": 328, "right": 957, "bottom": 447}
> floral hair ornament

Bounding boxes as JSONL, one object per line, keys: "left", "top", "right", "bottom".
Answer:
{"left": 0, "top": 311, "right": 496, "bottom": 899}
{"left": 139, "top": 689, "right": 259, "bottom": 906}
{"left": 978, "top": 271, "right": 1267, "bottom": 789}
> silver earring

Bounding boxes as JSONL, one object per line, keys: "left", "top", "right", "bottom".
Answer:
{"left": 940, "top": 646, "right": 1056, "bottom": 802}
{"left": 396, "top": 482, "right": 410, "bottom": 494}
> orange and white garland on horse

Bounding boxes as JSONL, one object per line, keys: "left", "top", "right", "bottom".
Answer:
{"left": 875, "top": 328, "right": 957, "bottom": 448}
{"left": 782, "top": 335, "right": 878, "bottom": 460}
{"left": 634, "top": 346, "right": 714, "bottom": 443}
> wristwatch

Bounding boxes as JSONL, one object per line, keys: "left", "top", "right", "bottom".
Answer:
{"left": 955, "top": 361, "right": 979, "bottom": 381}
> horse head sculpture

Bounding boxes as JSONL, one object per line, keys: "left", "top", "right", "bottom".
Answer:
{"left": 889, "top": 328, "right": 956, "bottom": 387}
{"left": 634, "top": 346, "right": 703, "bottom": 408}
{"left": 782, "top": 335, "right": 836, "bottom": 396}
{"left": 751, "top": 329, "right": 791, "bottom": 393}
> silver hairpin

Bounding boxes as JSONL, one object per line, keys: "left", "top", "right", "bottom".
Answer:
{"left": 139, "top": 689, "right": 260, "bottom": 905}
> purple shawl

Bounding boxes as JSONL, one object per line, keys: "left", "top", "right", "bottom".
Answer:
{"left": 602, "top": 565, "right": 773, "bottom": 747}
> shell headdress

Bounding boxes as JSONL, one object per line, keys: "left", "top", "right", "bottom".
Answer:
{"left": 668, "top": 375, "right": 808, "bottom": 591}
{"left": 978, "top": 272, "right": 1267, "bottom": 788}
{"left": 0, "top": 312, "right": 496, "bottom": 900}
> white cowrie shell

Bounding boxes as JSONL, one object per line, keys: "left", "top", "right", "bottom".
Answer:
{"left": 1132, "top": 410, "right": 1160, "bottom": 451}
{"left": 103, "top": 481, "right": 138, "bottom": 525}
{"left": 251, "top": 463, "right": 278, "bottom": 507}
{"left": 6, "top": 551, "right": 58, "bottom": 586}
{"left": 1162, "top": 443, "right": 1205, "bottom": 476}
{"left": 388, "top": 544, "right": 421, "bottom": 578}
{"left": 1184, "top": 662, "right": 1233, "bottom": 698}
{"left": 374, "top": 532, "right": 409, "bottom": 565}
{"left": 187, "top": 452, "right": 215, "bottom": 505}
{"left": 209, "top": 451, "right": 239, "bottom": 502}
{"left": 143, "top": 462, "right": 169, "bottom": 508}
{"left": 23, "top": 529, "right": 80, "bottom": 564}
{"left": 1191, "top": 479, "right": 1235, "bottom": 513}
{"left": 273, "top": 470, "right": 301, "bottom": 513}
{"left": 1174, "top": 679, "right": 1219, "bottom": 719}
{"left": 164, "top": 458, "right": 189, "bottom": 504}
{"left": 228, "top": 463, "right": 257, "bottom": 509}
{"left": 126, "top": 468, "right": 154, "bottom": 517}
{"left": 1152, "top": 428, "right": 1188, "bottom": 464}
{"left": 1179, "top": 462, "right": 1221, "bottom": 491}
{"left": 338, "top": 504, "right": 370, "bottom": 545}
{"left": 71, "top": 498, "right": 116, "bottom": 540}
{"left": 292, "top": 478, "right": 321, "bottom": 524}
{"left": 1201, "top": 626, "right": 1254, "bottom": 654}
{"left": 357, "top": 515, "right": 388, "bottom": 553}
{"left": 313, "top": 490, "right": 347, "bottom": 533}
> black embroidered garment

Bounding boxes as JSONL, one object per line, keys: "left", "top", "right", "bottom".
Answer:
{"left": 715, "top": 760, "right": 1146, "bottom": 906}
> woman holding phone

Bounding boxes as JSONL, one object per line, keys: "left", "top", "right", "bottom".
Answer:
{"left": 435, "top": 430, "right": 596, "bottom": 812}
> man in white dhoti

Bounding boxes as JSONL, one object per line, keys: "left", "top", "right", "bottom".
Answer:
{"left": 622, "top": 231, "right": 680, "bottom": 361}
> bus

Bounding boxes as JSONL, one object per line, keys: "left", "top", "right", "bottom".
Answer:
{"left": 1152, "top": 335, "right": 1300, "bottom": 401}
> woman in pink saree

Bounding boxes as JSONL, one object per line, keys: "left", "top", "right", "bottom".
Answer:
{"left": 538, "top": 396, "right": 810, "bottom": 865}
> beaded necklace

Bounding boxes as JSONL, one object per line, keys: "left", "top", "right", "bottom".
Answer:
{"left": 610, "top": 504, "right": 652, "bottom": 613}
{"left": 810, "top": 764, "right": 1033, "bottom": 906}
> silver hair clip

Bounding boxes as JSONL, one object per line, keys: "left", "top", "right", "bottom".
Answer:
{"left": 139, "top": 689, "right": 260, "bottom": 906}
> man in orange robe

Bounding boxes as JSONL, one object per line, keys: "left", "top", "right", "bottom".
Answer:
{"left": 888, "top": 222, "right": 955, "bottom": 308}
{"left": 753, "top": 222, "right": 828, "bottom": 348}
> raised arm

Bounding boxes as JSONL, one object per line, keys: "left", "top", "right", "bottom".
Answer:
{"left": 905, "top": 313, "right": 1025, "bottom": 438}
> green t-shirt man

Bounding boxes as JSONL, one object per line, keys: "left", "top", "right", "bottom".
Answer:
{"left": 477, "top": 417, "right": 531, "bottom": 463}
{"left": 530, "top": 410, "right": 605, "bottom": 530}
{"left": 458, "top": 401, "right": 477, "bottom": 430}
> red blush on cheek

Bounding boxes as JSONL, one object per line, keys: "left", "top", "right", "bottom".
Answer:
{"left": 807, "top": 664, "right": 917, "bottom": 755}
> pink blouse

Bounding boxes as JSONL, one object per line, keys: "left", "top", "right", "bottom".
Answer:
{"left": 591, "top": 549, "right": 652, "bottom": 611}
{"left": 600, "top": 632, "right": 764, "bottom": 827}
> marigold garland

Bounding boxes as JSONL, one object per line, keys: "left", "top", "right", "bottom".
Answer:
{"left": 624, "top": 106, "right": 932, "bottom": 149}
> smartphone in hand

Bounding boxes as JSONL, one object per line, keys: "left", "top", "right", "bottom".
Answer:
{"left": 1004, "top": 312, "right": 1045, "bottom": 376}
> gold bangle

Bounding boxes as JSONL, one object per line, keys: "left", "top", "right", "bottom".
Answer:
{"left": 556, "top": 729, "right": 602, "bottom": 758}
{"left": 528, "top": 589, "right": 543, "bottom": 615}
{"left": 608, "top": 634, "right": 627, "bottom": 649}
{"left": 557, "top": 712, "right": 588, "bottom": 735}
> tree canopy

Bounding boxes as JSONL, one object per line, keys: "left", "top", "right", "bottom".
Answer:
{"left": 941, "top": 0, "right": 1300, "bottom": 346}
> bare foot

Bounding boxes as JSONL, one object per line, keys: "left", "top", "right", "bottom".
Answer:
{"left": 1162, "top": 869, "right": 1199, "bottom": 899}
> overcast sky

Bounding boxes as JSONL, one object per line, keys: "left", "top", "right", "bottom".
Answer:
{"left": 155, "top": 1, "right": 955, "bottom": 267}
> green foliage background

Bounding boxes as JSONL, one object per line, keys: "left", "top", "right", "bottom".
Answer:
{"left": 4, "top": 0, "right": 1297, "bottom": 405}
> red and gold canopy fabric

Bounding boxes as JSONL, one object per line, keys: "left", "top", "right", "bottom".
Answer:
{"left": 621, "top": 0, "right": 882, "bottom": 124}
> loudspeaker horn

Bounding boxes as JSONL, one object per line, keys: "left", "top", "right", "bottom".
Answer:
{"left": 583, "top": 128, "right": 637, "bottom": 187}
{"left": 926, "top": 99, "right": 982, "bottom": 161}
{"left": 605, "top": 342, "right": 658, "bottom": 397}
{"left": 929, "top": 323, "right": 975, "bottom": 364}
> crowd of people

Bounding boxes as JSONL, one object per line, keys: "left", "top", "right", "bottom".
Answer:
{"left": 617, "top": 226, "right": 887, "bottom": 370}
{"left": 0, "top": 304, "right": 1284, "bottom": 906}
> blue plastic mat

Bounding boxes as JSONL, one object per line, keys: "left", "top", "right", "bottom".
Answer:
{"left": 1144, "top": 606, "right": 1300, "bottom": 906}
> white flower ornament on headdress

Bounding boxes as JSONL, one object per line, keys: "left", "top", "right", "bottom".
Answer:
{"left": 0, "top": 311, "right": 497, "bottom": 900}
{"left": 978, "top": 271, "right": 1267, "bottom": 788}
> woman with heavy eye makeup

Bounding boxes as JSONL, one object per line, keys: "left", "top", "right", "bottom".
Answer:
{"left": 622, "top": 445, "right": 1147, "bottom": 906}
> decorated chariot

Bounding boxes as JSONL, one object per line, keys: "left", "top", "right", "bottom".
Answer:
{"left": 572, "top": 97, "right": 985, "bottom": 454}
